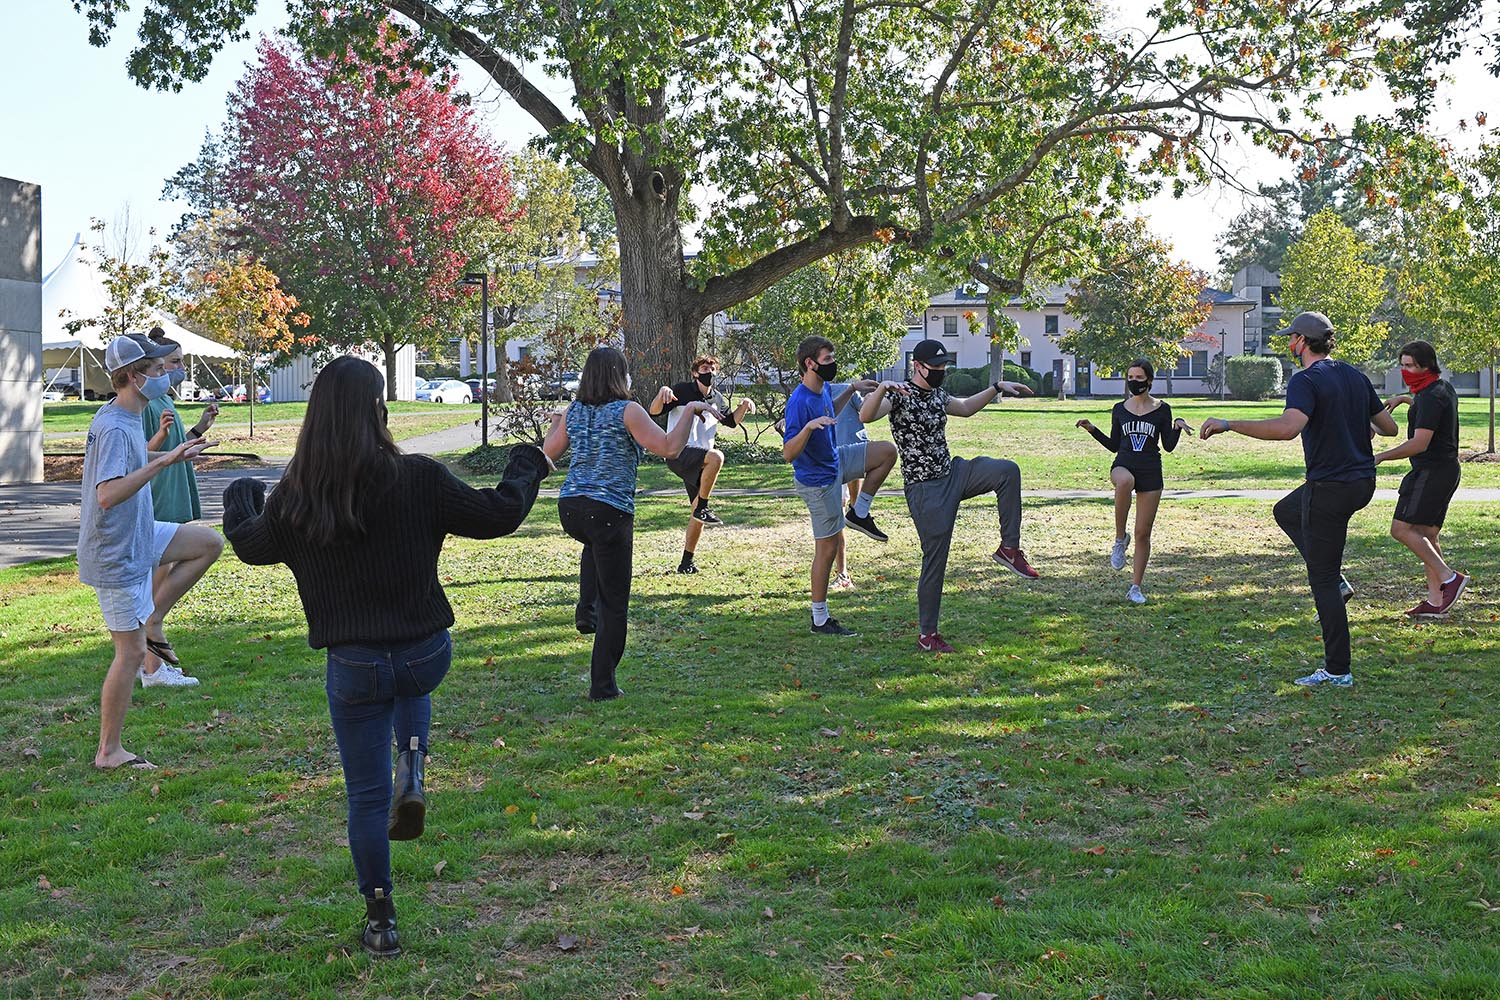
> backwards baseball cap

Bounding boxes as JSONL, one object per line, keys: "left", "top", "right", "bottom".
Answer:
{"left": 104, "top": 333, "right": 176, "bottom": 373}
{"left": 1276, "top": 311, "right": 1335, "bottom": 343}
{"left": 911, "top": 339, "right": 959, "bottom": 367}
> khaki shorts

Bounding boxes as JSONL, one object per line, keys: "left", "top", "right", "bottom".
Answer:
{"left": 95, "top": 576, "right": 155, "bottom": 633}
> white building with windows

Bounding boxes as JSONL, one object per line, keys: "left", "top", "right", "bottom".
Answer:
{"left": 892, "top": 284, "right": 1256, "bottom": 396}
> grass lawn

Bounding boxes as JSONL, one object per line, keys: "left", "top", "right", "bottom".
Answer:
{"left": 42, "top": 401, "right": 480, "bottom": 434}
{"left": 2, "top": 491, "right": 1498, "bottom": 998}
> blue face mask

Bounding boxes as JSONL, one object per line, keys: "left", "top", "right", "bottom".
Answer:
{"left": 168, "top": 368, "right": 187, "bottom": 387}
{"left": 136, "top": 372, "right": 172, "bottom": 400}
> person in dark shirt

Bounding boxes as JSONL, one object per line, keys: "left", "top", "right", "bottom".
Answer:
{"left": 860, "top": 339, "right": 1035, "bottom": 653}
{"left": 1202, "top": 312, "right": 1398, "bottom": 687}
{"left": 223, "top": 356, "right": 550, "bottom": 959}
{"left": 1374, "top": 340, "right": 1469, "bottom": 617}
{"left": 647, "top": 355, "right": 755, "bottom": 573}
{"left": 1076, "top": 358, "right": 1193, "bottom": 604}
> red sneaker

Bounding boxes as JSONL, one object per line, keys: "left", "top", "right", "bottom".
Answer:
{"left": 1434, "top": 572, "right": 1470, "bottom": 614}
{"left": 1406, "top": 600, "right": 1445, "bottom": 619}
{"left": 992, "top": 546, "right": 1040, "bottom": 579}
{"left": 918, "top": 632, "right": 955, "bottom": 653}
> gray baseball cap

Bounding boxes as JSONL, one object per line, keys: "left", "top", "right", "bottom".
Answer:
{"left": 104, "top": 334, "right": 175, "bottom": 372}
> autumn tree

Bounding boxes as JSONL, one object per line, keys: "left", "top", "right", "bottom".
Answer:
{"left": 61, "top": 213, "right": 181, "bottom": 339}
{"left": 219, "top": 35, "right": 517, "bottom": 399}
{"left": 1400, "top": 142, "right": 1500, "bottom": 453}
{"left": 1062, "top": 220, "right": 1211, "bottom": 393}
{"left": 181, "top": 255, "right": 312, "bottom": 436}
{"left": 1279, "top": 209, "right": 1389, "bottom": 367}
{"left": 80, "top": 0, "right": 1468, "bottom": 402}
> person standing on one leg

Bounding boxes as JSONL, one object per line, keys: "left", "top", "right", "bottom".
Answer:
{"left": 224, "top": 356, "right": 551, "bottom": 959}
{"left": 544, "top": 347, "right": 711, "bottom": 698}
{"left": 1201, "top": 311, "right": 1398, "bottom": 687}
{"left": 138, "top": 331, "right": 224, "bottom": 687}
{"left": 861, "top": 339, "right": 1036, "bottom": 653}
{"left": 1076, "top": 359, "right": 1192, "bottom": 604}
{"left": 1375, "top": 340, "right": 1468, "bottom": 618}
{"left": 827, "top": 378, "right": 873, "bottom": 590}
{"left": 80, "top": 336, "right": 213, "bottom": 771}
{"left": 648, "top": 356, "right": 755, "bottom": 574}
{"left": 782, "top": 339, "right": 898, "bottom": 636}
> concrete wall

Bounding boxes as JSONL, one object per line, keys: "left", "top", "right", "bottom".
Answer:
{"left": 0, "top": 178, "right": 43, "bottom": 484}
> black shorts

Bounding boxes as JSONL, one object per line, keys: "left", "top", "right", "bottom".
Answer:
{"left": 1394, "top": 463, "right": 1461, "bottom": 528}
{"left": 666, "top": 446, "right": 709, "bottom": 499}
{"left": 1112, "top": 463, "right": 1163, "bottom": 494}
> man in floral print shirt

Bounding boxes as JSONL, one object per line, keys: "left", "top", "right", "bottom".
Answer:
{"left": 861, "top": 339, "right": 1036, "bottom": 653}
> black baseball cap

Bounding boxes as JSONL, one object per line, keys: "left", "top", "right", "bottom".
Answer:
{"left": 911, "top": 339, "right": 958, "bottom": 367}
{"left": 1276, "top": 312, "right": 1334, "bottom": 342}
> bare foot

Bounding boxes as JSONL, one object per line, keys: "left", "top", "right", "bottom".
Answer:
{"left": 94, "top": 750, "right": 156, "bottom": 770}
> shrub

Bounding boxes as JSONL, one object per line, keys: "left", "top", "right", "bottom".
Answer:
{"left": 1002, "top": 362, "right": 1042, "bottom": 393}
{"left": 1226, "top": 355, "right": 1284, "bottom": 400}
{"left": 1041, "top": 371, "right": 1055, "bottom": 396}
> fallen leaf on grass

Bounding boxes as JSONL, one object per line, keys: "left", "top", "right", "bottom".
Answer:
{"left": 504, "top": 804, "right": 519, "bottom": 815}
{"left": 670, "top": 885, "right": 685, "bottom": 896}
{"left": 841, "top": 952, "right": 865, "bottom": 963}
{"left": 22, "top": 748, "right": 39, "bottom": 760}
{"left": 762, "top": 906, "right": 774, "bottom": 918}
{"left": 962, "top": 994, "right": 999, "bottom": 1000}
{"left": 819, "top": 727, "right": 843, "bottom": 738}
{"left": 1080, "top": 845, "right": 1107, "bottom": 856}
{"left": 433, "top": 860, "right": 447, "bottom": 877}
{"left": 555, "top": 934, "right": 579, "bottom": 952}
{"left": 1040, "top": 948, "right": 1066, "bottom": 961}
{"left": 683, "top": 811, "right": 706, "bottom": 821}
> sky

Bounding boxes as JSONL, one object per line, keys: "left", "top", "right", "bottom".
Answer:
{"left": 1, "top": 1, "right": 1493, "bottom": 288}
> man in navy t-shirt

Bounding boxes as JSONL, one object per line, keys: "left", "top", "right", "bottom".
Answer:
{"left": 1202, "top": 312, "right": 1398, "bottom": 686}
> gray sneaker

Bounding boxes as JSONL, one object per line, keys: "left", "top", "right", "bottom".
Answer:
{"left": 1294, "top": 666, "right": 1352, "bottom": 687}
{"left": 139, "top": 664, "right": 200, "bottom": 688}
{"left": 1110, "top": 539, "right": 1128, "bottom": 570}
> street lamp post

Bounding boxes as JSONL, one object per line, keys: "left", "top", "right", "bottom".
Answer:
{"left": 1218, "top": 327, "right": 1227, "bottom": 401}
{"left": 460, "top": 272, "right": 489, "bottom": 446}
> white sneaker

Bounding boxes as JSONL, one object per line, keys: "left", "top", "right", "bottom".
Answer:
{"left": 832, "top": 572, "right": 855, "bottom": 590}
{"left": 1127, "top": 584, "right": 1146, "bottom": 604}
{"left": 139, "top": 663, "right": 200, "bottom": 688}
{"left": 1110, "top": 539, "right": 1127, "bottom": 571}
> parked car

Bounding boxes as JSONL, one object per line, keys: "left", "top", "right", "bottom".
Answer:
{"left": 424, "top": 379, "right": 473, "bottom": 404}
{"left": 541, "top": 370, "right": 582, "bottom": 400}
{"left": 41, "top": 389, "right": 65, "bottom": 402}
{"left": 464, "top": 378, "right": 498, "bottom": 402}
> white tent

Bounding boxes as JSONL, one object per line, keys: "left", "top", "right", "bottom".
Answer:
{"left": 41, "top": 233, "right": 236, "bottom": 395}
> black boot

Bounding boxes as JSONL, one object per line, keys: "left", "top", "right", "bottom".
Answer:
{"left": 388, "top": 737, "right": 426, "bottom": 841}
{"left": 362, "top": 888, "right": 401, "bottom": 958}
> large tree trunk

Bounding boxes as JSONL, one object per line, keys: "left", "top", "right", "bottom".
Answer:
{"left": 614, "top": 170, "right": 695, "bottom": 402}
{"left": 987, "top": 296, "right": 1003, "bottom": 384}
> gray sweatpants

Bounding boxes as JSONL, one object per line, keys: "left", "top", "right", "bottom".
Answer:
{"left": 903, "top": 456, "right": 1022, "bottom": 634}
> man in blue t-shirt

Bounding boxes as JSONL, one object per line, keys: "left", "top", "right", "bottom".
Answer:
{"left": 782, "top": 336, "right": 897, "bottom": 637}
{"left": 1202, "top": 312, "right": 1398, "bottom": 686}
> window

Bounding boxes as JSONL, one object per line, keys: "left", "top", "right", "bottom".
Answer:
{"left": 1020, "top": 351, "right": 1032, "bottom": 368}
{"left": 943, "top": 315, "right": 958, "bottom": 337}
{"left": 1172, "top": 351, "right": 1211, "bottom": 378}
{"left": 1044, "top": 314, "right": 1059, "bottom": 336}
{"left": 517, "top": 345, "right": 531, "bottom": 360}
{"left": 1261, "top": 286, "right": 1278, "bottom": 309}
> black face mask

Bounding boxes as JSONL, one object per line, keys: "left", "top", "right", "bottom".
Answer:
{"left": 696, "top": 372, "right": 714, "bottom": 387}
{"left": 920, "top": 364, "right": 946, "bottom": 388}
{"left": 815, "top": 360, "right": 837, "bottom": 382}
{"left": 1126, "top": 380, "right": 1150, "bottom": 396}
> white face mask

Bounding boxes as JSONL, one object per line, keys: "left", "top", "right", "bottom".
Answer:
{"left": 135, "top": 371, "right": 172, "bottom": 400}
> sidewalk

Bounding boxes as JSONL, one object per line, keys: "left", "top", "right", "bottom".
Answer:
{"left": 4, "top": 465, "right": 1497, "bottom": 569}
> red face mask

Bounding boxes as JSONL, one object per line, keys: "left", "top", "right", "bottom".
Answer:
{"left": 1401, "top": 369, "right": 1438, "bottom": 393}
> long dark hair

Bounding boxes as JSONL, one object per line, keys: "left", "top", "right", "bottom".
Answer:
{"left": 575, "top": 346, "right": 632, "bottom": 405}
{"left": 272, "top": 357, "right": 400, "bottom": 546}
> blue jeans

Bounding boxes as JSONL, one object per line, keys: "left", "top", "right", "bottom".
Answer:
{"left": 325, "top": 629, "right": 451, "bottom": 898}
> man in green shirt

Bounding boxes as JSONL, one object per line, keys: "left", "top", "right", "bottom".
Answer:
{"left": 139, "top": 330, "right": 223, "bottom": 686}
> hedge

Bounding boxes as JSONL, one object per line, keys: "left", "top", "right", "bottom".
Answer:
{"left": 1225, "top": 355, "right": 1284, "bottom": 400}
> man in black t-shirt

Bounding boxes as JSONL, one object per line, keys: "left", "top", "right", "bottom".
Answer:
{"left": 1375, "top": 339, "right": 1469, "bottom": 617}
{"left": 1202, "top": 312, "right": 1398, "bottom": 687}
{"left": 648, "top": 355, "right": 754, "bottom": 574}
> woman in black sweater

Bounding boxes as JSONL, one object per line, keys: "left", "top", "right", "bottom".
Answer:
{"left": 223, "top": 357, "right": 549, "bottom": 959}
{"left": 1075, "top": 359, "right": 1192, "bottom": 603}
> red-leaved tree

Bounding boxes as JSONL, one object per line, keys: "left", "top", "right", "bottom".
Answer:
{"left": 227, "top": 35, "right": 517, "bottom": 397}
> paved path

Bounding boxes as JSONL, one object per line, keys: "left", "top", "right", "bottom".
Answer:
{"left": 5, "top": 461, "right": 1497, "bottom": 569}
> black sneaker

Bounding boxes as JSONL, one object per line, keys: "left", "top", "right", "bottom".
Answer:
{"left": 576, "top": 619, "right": 597, "bottom": 635}
{"left": 810, "top": 616, "right": 858, "bottom": 636}
{"left": 676, "top": 561, "right": 699, "bottom": 575}
{"left": 692, "top": 506, "right": 724, "bottom": 526}
{"left": 843, "top": 508, "right": 888, "bottom": 542}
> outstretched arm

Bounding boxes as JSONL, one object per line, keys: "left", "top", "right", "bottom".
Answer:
{"left": 859, "top": 381, "right": 905, "bottom": 424}
{"left": 1200, "top": 408, "right": 1308, "bottom": 441}
{"left": 439, "top": 447, "right": 550, "bottom": 539}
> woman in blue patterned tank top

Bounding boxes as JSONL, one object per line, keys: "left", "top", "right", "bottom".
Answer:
{"left": 544, "top": 347, "right": 709, "bottom": 699}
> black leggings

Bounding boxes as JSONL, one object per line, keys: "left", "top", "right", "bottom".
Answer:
{"left": 1273, "top": 478, "right": 1375, "bottom": 674}
{"left": 559, "top": 497, "right": 634, "bottom": 697}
